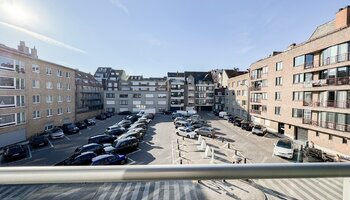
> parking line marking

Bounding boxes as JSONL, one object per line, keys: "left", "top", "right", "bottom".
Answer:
{"left": 127, "top": 148, "right": 142, "bottom": 156}
{"left": 127, "top": 158, "right": 136, "bottom": 165}
{"left": 88, "top": 127, "right": 91, "bottom": 130}
{"left": 27, "top": 145, "right": 32, "bottom": 159}
{"left": 79, "top": 132, "right": 82, "bottom": 135}
{"left": 48, "top": 140, "right": 54, "bottom": 148}
{"left": 64, "top": 136, "right": 71, "bottom": 140}
{"left": 246, "top": 132, "right": 252, "bottom": 137}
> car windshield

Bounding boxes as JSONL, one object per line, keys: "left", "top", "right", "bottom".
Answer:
{"left": 277, "top": 140, "right": 292, "bottom": 149}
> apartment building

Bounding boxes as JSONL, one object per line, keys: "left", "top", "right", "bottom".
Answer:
{"left": 214, "top": 87, "right": 226, "bottom": 111}
{"left": 75, "top": 70, "right": 103, "bottom": 121}
{"left": 184, "top": 72, "right": 215, "bottom": 111}
{"left": 104, "top": 76, "right": 168, "bottom": 113}
{"left": 227, "top": 72, "right": 250, "bottom": 120}
{"left": 0, "top": 41, "right": 75, "bottom": 147}
{"left": 248, "top": 6, "right": 350, "bottom": 156}
{"left": 94, "top": 67, "right": 126, "bottom": 90}
{"left": 167, "top": 72, "right": 185, "bottom": 111}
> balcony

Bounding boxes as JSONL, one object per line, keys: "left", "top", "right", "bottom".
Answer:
{"left": 250, "top": 98, "right": 261, "bottom": 103}
{"left": 304, "top": 100, "right": 350, "bottom": 109}
{"left": 251, "top": 86, "right": 261, "bottom": 91}
{"left": 251, "top": 73, "right": 267, "bottom": 80}
{"left": 250, "top": 109, "right": 261, "bottom": 114}
{"left": 302, "top": 119, "right": 350, "bottom": 132}
{"left": 321, "top": 53, "right": 350, "bottom": 66}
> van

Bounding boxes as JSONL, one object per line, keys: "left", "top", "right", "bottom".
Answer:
{"left": 219, "top": 111, "right": 228, "bottom": 118}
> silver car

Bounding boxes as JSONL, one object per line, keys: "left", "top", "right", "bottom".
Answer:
{"left": 194, "top": 127, "right": 215, "bottom": 138}
{"left": 49, "top": 128, "right": 65, "bottom": 139}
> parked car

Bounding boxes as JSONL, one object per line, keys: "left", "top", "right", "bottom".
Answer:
{"left": 104, "top": 112, "right": 112, "bottom": 118}
{"left": 241, "top": 121, "right": 254, "bottom": 131}
{"left": 61, "top": 123, "right": 80, "bottom": 134}
{"left": 88, "top": 134, "right": 117, "bottom": 144}
{"left": 112, "top": 137, "right": 139, "bottom": 153}
{"left": 2, "top": 145, "right": 27, "bottom": 162}
{"left": 128, "top": 123, "right": 147, "bottom": 130}
{"left": 118, "top": 111, "right": 132, "bottom": 115}
{"left": 56, "top": 152, "right": 97, "bottom": 166}
{"left": 194, "top": 127, "right": 215, "bottom": 138}
{"left": 163, "top": 110, "right": 172, "bottom": 115}
{"left": 124, "top": 115, "right": 139, "bottom": 123}
{"left": 176, "top": 127, "right": 197, "bottom": 139}
{"left": 30, "top": 135, "right": 49, "bottom": 148}
{"left": 223, "top": 114, "right": 232, "bottom": 120}
{"left": 172, "top": 113, "right": 183, "bottom": 119}
{"left": 137, "top": 117, "right": 151, "bottom": 124}
{"left": 116, "top": 119, "right": 133, "bottom": 128}
{"left": 73, "top": 143, "right": 105, "bottom": 156}
{"left": 252, "top": 125, "right": 267, "bottom": 136}
{"left": 48, "top": 127, "right": 65, "bottom": 139}
{"left": 191, "top": 123, "right": 210, "bottom": 129}
{"left": 105, "top": 127, "right": 126, "bottom": 136}
{"left": 174, "top": 117, "right": 187, "bottom": 124}
{"left": 174, "top": 121, "right": 192, "bottom": 129}
{"left": 233, "top": 118, "right": 243, "bottom": 127}
{"left": 84, "top": 119, "right": 96, "bottom": 126}
{"left": 219, "top": 111, "right": 228, "bottom": 118}
{"left": 107, "top": 111, "right": 115, "bottom": 116}
{"left": 91, "top": 154, "right": 127, "bottom": 165}
{"left": 142, "top": 113, "right": 155, "bottom": 120}
{"left": 213, "top": 110, "right": 220, "bottom": 116}
{"left": 96, "top": 114, "right": 107, "bottom": 120}
{"left": 119, "top": 130, "right": 144, "bottom": 141}
{"left": 273, "top": 139, "right": 294, "bottom": 159}
{"left": 75, "top": 121, "right": 87, "bottom": 130}
{"left": 103, "top": 145, "right": 119, "bottom": 154}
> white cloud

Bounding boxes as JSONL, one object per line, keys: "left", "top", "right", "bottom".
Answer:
{"left": 0, "top": 21, "right": 87, "bottom": 54}
{"left": 109, "top": 0, "right": 129, "bottom": 14}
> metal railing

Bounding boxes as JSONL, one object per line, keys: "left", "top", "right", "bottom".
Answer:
{"left": 250, "top": 109, "right": 261, "bottom": 114}
{"left": 302, "top": 119, "right": 350, "bottom": 132}
{"left": 303, "top": 100, "right": 350, "bottom": 109}
{"left": 321, "top": 53, "right": 350, "bottom": 66}
{"left": 0, "top": 163, "right": 349, "bottom": 185}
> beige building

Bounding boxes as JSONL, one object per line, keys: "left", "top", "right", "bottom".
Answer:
{"left": 227, "top": 72, "right": 249, "bottom": 119}
{"left": 248, "top": 6, "right": 350, "bottom": 156}
{"left": 0, "top": 41, "right": 76, "bottom": 147}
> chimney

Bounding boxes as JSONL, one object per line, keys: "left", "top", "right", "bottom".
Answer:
{"left": 17, "top": 41, "right": 29, "bottom": 54}
{"left": 30, "top": 46, "right": 38, "bottom": 59}
{"left": 336, "top": 6, "right": 350, "bottom": 29}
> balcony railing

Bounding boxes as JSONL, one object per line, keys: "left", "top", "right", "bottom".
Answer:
{"left": 251, "top": 86, "right": 261, "bottom": 91}
{"left": 250, "top": 109, "right": 261, "bottom": 114}
{"left": 304, "top": 100, "right": 350, "bottom": 109}
{"left": 250, "top": 98, "right": 261, "bottom": 103}
{"left": 321, "top": 53, "right": 350, "bottom": 66}
{"left": 309, "top": 77, "right": 350, "bottom": 87}
{"left": 302, "top": 119, "right": 350, "bottom": 132}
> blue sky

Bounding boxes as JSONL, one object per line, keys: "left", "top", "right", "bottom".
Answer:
{"left": 0, "top": 0, "right": 348, "bottom": 76}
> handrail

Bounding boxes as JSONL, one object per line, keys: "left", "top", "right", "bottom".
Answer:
{"left": 0, "top": 163, "right": 349, "bottom": 185}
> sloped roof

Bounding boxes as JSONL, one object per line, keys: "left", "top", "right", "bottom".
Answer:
{"left": 167, "top": 72, "right": 185, "bottom": 77}
{"left": 184, "top": 71, "right": 213, "bottom": 83}
{"left": 309, "top": 20, "right": 336, "bottom": 40}
{"left": 224, "top": 69, "right": 247, "bottom": 78}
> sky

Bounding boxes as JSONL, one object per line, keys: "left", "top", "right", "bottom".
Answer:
{"left": 0, "top": 0, "right": 349, "bottom": 77}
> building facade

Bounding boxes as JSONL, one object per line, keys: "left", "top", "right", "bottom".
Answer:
{"left": 0, "top": 41, "right": 75, "bottom": 147}
{"left": 94, "top": 67, "right": 126, "bottom": 91}
{"left": 167, "top": 72, "right": 185, "bottom": 111}
{"left": 104, "top": 76, "right": 169, "bottom": 113}
{"left": 248, "top": 6, "right": 350, "bottom": 156}
{"left": 227, "top": 72, "right": 250, "bottom": 120}
{"left": 75, "top": 70, "right": 103, "bottom": 121}
{"left": 214, "top": 87, "right": 227, "bottom": 111}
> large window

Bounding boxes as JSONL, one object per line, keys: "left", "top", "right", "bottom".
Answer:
{"left": 293, "top": 55, "right": 305, "bottom": 67}
{"left": 292, "top": 108, "right": 303, "bottom": 118}
{"left": 119, "top": 94, "right": 128, "bottom": 98}
{"left": 293, "top": 54, "right": 313, "bottom": 68}
{"left": 321, "top": 43, "right": 349, "bottom": 65}
{"left": 0, "top": 96, "right": 15, "bottom": 108}
{"left": 0, "top": 77, "right": 15, "bottom": 89}
{"left": 0, "top": 56, "right": 15, "bottom": 71}
{"left": 0, "top": 113, "right": 16, "bottom": 127}
{"left": 293, "top": 74, "right": 304, "bottom": 84}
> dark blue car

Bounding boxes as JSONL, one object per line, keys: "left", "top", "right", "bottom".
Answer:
{"left": 91, "top": 154, "right": 127, "bottom": 165}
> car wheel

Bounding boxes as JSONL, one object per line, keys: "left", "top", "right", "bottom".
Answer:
{"left": 176, "top": 132, "right": 179, "bottom": 135}
{"left": 187, "top": 135, "right": 190, "bottom": 138}
{"left": 120, "top": 159, "right": 126, "bottom": 165}
{"left": 208, "top": 134, "right": 212, "bottom": 138}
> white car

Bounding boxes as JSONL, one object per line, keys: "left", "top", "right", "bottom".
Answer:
{"left": 273, "top": 139, "right": 294, "bottom": 159}
{"left": 252, "top": 125, "right": 267, "bottom": 136}
{"left": 176, "top": 127, "right": 197, "bottom": 139}
{"left": 48, "top": 128, "right": 65, "bottom": 139}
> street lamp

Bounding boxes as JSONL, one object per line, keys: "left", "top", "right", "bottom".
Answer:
{"left": 241, "top": 83, "right": 250, "bottom": 121}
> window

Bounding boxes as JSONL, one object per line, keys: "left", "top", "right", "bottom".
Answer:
{"left": 316, "top": 132, "right": 319, "bottom": 137}
{"left": 262, "top": 93, "right": 268, "bottom": 100}
{"left": 0, "top": 113, "right": 16, "bottom": 127}
{"left": 293, "top": 74, "right": 304, "bottom": 84}
{"left": 262, "top": 105, "right": 267, "bottom": 112}
{"left": 242, "top": 90, "right": 247, "bottom": 96}
{"left": 65, "top": 72, "right": 71, "bottom": 78}
{"left": 66, "top": 95, "right": 71, "bottom": 102}
{"left": 146, "top": 101, "right": 154, "bottom": 105}
{"left": 32, "top": 80, "right": 40, "bottom": 88}
{"left": 46, "top": 109, "right": 53, "bottom": 117}
{"left": 343, "top": 138, "right": 347, "bottom": 144}
{"left": 32, "top": 95, "right": 40, "bottom": 103}
{"left": 293, "top": 55, "right": 305, "bottom": 67}
{"left": 57, "top": 82, "right": 63, "bottom": 90}
{"left": 293, "top": 92, "right": 303, "bottom": 101}
{"left": 45, "top": 124, "right": 54, "bottom": 131}
{"left": 46, "top": 67, "right": 52, "bottom": 75}
{"left": 57, "top": 70, "right": 63, "bottom": 77}
{"left": 145, "top": 94, "right": 154, "bottom": 98}
{"left": 46, "top": 82, "right": 53, "bottom": 89}
{"left": 133, "top": 94, "right": 141, "bottom": 98}
{"left": 329, "top": 135, "right": 333, "bottom": 140}
{"left": 46, "top": 95, "right": 53, "bottom": 103}
{"left": 17, "top": 112, "right": 25, "bottom": 124}
{"left": 57, "top": 95, "right": 63, "bottom": 102}
{"left": 0, "top": 77, "right": 15, "bottom": 89}
{"left": 106, "top": 93, "right": 115, "bottom": 98}
{"left": 275, "top": 92, "right": 281, "bottom": 100}
{"left": 158, "top": 94, "right": 167, "bottom": 98}
{"left": 32, "top": 110, "right": 40, "bottom": 119}
{"left": 67, "top": 83, "right": 71, "bottom": 90}
{"left": 0, "top": 56, "right": 15, "bottom": 71}
{"left": 57, "top": 108, "right": 63, "bottom": 115}
{"left": 237, "top": 90, "right": 241, "bottom": 96}
{"left": 16, "top": 96, "right": 25, "bottom": 107}
{"left": 275, "top": 106, "right": 281, "bottom": 115}
{"left": 32, "top": 64, "right": 40, "bottom": 73}
{"left": 15, "top": 78, "right": 25, "bottom": 89}
{"left": 292, "top": 108, "right": 303, "bottom": 118}
{"left": 0, "top": 96, "right": 15, "bottom": 108}
{"left": 276, "top": 62, "right": 283, "bottom": 71}
{"left": 242, "top": 100, "right": 246, "bottom": 106}
{"left": 275, "top": 77, "right": 282, "bottom": 86}
{"left": 120, "top": 100, "right": 128, "bottom": 105}
{"left": 119, "top": 94, "right": 128, "bottom": 98}
{"left": 67, "top": 106, "right": 71, "bottom": 113}
{"left": 262, "top": 66, "right": 268, "bottom": 74}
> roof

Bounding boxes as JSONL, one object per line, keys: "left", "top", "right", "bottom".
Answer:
{"left": 224, "top": 69, "right": 247, "bottom": 78}
{"left": 309, "top": 20, "right": 336, "bottom": 40}
{"left": 76, "top": 70, "right": 102, "bottom": 86}
{"left": 184, "top": 71, "right": 213, "bottom": 83}
{"left": 167, "top": 72, "right": 185, "bottom": 77}
{"left": 127, "top": 76, "right": 167, "bottom": 81}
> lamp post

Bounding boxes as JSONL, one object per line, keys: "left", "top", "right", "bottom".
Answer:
{"left": 241, "top": 83, "right": 250, "bottom": 121}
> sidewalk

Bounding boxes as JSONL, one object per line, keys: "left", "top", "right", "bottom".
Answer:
{"left": 172, "top": 136, "right": 266, "bottom": 200}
